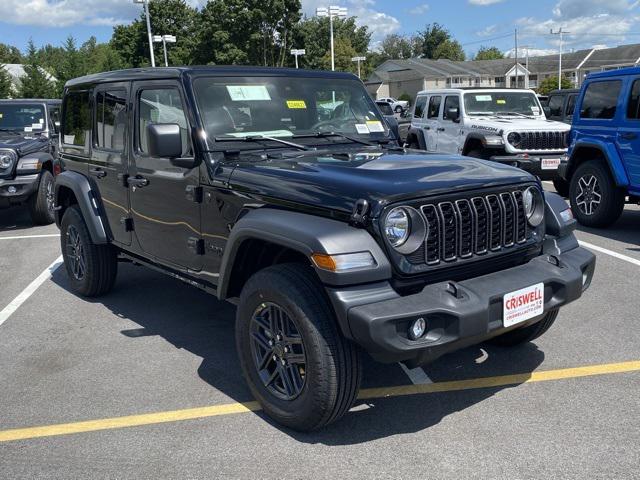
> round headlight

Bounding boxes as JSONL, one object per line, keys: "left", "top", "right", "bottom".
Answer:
{"left": 507, "top": 132, "right": 522, "bottom": 147}
{"left": 384, "top": 207, "right": 410, "bottom": 247}
{"left": 0, "top": 154, "right": 12, "bottom": 169}
{"left": 523, "top": 186, "right": 544, "bottom": 226}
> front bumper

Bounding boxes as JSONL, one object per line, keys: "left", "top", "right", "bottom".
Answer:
{"left": 0, "top": 174, "right": 40, "bottom": 208}
{"left": 490, "top": 153, "right": 565, "bottom": 180}
{"left": 328, "top": 245, "right": 595, "bottom": 367}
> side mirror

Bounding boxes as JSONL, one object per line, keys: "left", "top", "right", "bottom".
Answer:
{"left": 543, "top": 106, "right": 551, "bottom": 118}
{"left": 447, "top": 107, "right": 460, "bottom": 123}
{"left": 148, "top": 123, "right": 183, "bottom": 158}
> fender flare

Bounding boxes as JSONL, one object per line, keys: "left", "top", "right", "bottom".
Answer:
{"left": 568, "top": 140, "right": 629, "bottom": 187}
{"left": 54, "top": 170, "right": 109, "bottom": 244}
{"left": 16, "top": 151, "right": 55, "bottom": 174}
{"left": 462, "top": 132, "right": 497, "bottom": 154}
{"left": 406, "top": 126, "right": 427, "bottom": 150}
{"left": 217, "top": 208, "right": 392, "bottom": 300}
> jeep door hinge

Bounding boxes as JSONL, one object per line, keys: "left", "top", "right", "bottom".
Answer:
{"left": 349, "top": 198, "right": 370, "bottom": 227}
{"left": 121, "top": 216, "right": 134, "bottom": 232}
{"left": 185, "top": 185, "right": 203, "bottom": 203}
{"left": 188, "top": 237, "right": 205, "bottom": 255}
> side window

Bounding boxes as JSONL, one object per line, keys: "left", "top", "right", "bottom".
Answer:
{"left": 580, "top": 80, "right": 622, "bottom": 119}
{"left": 49, "top": 106, "right": 61, "bottom": 133}
{"left": 548, "top": 96, "right": 564, "bottom": 117}
{"left": 95, "top": 90, "right": 127, "bottom": 151}
{"left": 566, "top": 95, "right": 577, "bottom": 117}
{"left": 427, "top": 96, "right": 442, "bottom": 119}
{"left": 413, "top": 95, "right": 427, "bottom": 119}
{"left": 62, "top": 90, "right": 92, "bottom": 152}
{"left": 443, "top": 96, "right": 460, "bottom": 121}
{"left": 626, "top": 79, "right": 640, "bottom": 119}
{"left": 138, "top": 88, "right": 191, "bottom": 156}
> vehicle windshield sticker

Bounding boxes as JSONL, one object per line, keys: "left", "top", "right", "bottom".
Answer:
{"left": 286, "top": 100, "right": 307, "bottom": 109}
{"left": 475, "top": 95, "right": 492, "bottom": 102}
{"left": 366, "top": 120, "right": 385, "bottom": 132}
{"left": 31, "top": 123, "right": 43, "bottom": 129}
{"left": 355, "top": 124, "right": 370, "bottom": 134}
{"left": 0, "top": 113, "right": 4, "bottom": 119}
{"left": 226, "top": 85, "right": 271, "bottom": 101}
{"left": 531, "top": 106, "right": 540, "bottom": 115}
{"left": 225, "top": 130, "right": 294, "bottom": 138}
{"left": 24, "top": 126, "right": 32, "bottom": 132}
{"left": 39, "top": 118, "right": 44, "bottom": 124}
{"left": 497, "top": 99, "right": 506, "bottom": 105}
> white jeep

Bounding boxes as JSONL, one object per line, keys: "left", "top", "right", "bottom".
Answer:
{"left": 406, "top": 88, "right": 571, "bottom": 190}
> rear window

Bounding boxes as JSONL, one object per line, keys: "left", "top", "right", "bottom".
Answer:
{"left": 62, "top": 91, "right": 92, "bottom": 151}
{"left": 626, "top": 79, "right": 640, "bottom": 119}
{"left": 580, "top": 80, "right": 621, "bottom": 119}
{"left": 427, "top": 96, "right": 442, "bottom": 119}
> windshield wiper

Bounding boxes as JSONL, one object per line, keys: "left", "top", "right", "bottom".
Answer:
{"left": 495, "top": 112, "right": 534, "bottom": 119}
{"left": 0, "top": 128, "right": 21, "bottom": 135}
{"left": 294, "top": 131, "right": 374, "bottom": 147}
{"left": 214, "top": 135, "right": 310, "bottom": 151}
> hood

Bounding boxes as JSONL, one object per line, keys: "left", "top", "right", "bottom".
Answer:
{"left": 467, "top": 116, "right": 571, "bottom": 133}
{"left": 227, "top": 148, "right": 534, "bottom": 216}
{"left": 0, "top": 132, "right": 48, "bottom": 155}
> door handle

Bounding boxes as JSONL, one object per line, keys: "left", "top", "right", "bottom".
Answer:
{"left": 424, "top": 126, "right": 431, "bottom": 130}
{"left": 89, "top": 167, "right": 107, "bottom": 179}
{"left": 437, "top": 127, "right": 446, "bottom": 132}
{"left": 619, "top": 132, "right": 637, "bottom": 140}
{"left": 127, "top": 176, "right": 149, "bottom": 188}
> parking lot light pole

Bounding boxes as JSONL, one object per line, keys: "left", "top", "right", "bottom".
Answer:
{"left": 351, "top": 56, "right": 366, "bottom": 78}
{"left": 290, "top": 49, "right": 306, "bottom": 69}
{"left": 153, "top": 34, "right": 176, "bottom": 67}
{"left": 316, "top": 6, "right": 348, "bottom": 71}
{"left": 134, "top": 0, "right": 155, "bottom": 67}
{"left": 550, "top": 27, "right": 570, "bottom": 90}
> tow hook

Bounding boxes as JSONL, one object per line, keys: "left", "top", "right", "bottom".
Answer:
{"left": 350, "top": 198, "right": 370, "bottom": 227}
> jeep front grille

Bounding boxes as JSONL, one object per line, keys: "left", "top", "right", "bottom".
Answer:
{"left": 418, "top": 190, "right": 529, "bottom": 266}
{"left": 513, "top": 131, "right": 565, "bottom": 150}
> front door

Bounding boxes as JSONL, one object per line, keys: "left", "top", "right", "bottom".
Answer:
{"left": 424, "top": 95, "right": 442, "bottom": 152}
{"left": 618, "top": 77, "right": 640, "bottom": 189}
{"left": 129, "top": 81, "right": 202, "bottom": 270}
{"left": 89, "top": 85, "right": 131, "bottom": 246}
{"left": 437, "top": 95, "right": 461, "bottom": 154}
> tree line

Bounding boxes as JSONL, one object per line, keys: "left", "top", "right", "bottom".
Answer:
{"left": 0, "top": 0, "right": 505, "bottom": 99}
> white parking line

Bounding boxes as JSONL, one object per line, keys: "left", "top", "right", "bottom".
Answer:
{"left": 579, "top": 240, "right": 640, "bottom": 268}
{"left": 400, "top": 364, "right": 433, "bottom": 385}
{"left": 0, "top": 256, "right": 63, "bottom": 328}
{"left": 0, "top": 234, "right": 60, "bottom": 241}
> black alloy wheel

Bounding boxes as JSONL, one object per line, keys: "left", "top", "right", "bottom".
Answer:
{"left": 569, "top": 160, "right": 624, "bottom": 228}
{"left": 66, "top": 224, "right": 87, "bottom": 281}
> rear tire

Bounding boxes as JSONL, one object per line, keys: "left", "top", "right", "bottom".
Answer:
{"left": 236, "top": 263, "right": 362, "bottom": 431}
{"left": 489, "top": 309, "right": 559, "bottom": 347}
{"left": 28, "top": 170, "right": 55, "bottom": 225}
{"left": 395, "top": 105, "right": 403, "bottom": 114}
{"left": 569, "top": 160, "right": 624, "bottom": 228}
{"left": 552, "top": 178, "right": 569, "bottom": 197}
{"left": 60, "top": 205, "right": 117, "bottom": 297}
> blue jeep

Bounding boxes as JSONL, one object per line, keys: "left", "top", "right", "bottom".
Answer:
{"left": 560, "top": 67, "right": 640, "bottom": 227}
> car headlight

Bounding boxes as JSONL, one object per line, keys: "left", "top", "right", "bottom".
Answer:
{"left": 0, "top": 151, "right": 17, "bottom": 170}
{"left": 523, "top": 186, "right": 544, "bottom": 227}
{"left": 383, "top": 206, "right": 427, "bottom": 254}
{"left": 507, "top": 132, "right": 522, "bottom": 148}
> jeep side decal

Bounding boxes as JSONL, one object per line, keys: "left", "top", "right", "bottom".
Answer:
{"left": 471, "top": 125, "right": 500, "bottom": 133}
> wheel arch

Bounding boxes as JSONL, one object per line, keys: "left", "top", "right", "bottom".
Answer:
{"left": 568, "top": 140, "right": 629, "bottom": 187}
{"left": 405, "top": 126, "right": 426, "bottom": 149}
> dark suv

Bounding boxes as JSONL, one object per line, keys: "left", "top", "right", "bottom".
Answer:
{"left": 55, "top": 67, "right": 595, "bottom": 431}
{"left": 559, "top": 67, "right": 640, "bottom": 227}
{"left": 545, "top": 89, "right": 579, "bottom": 125}
{"left": 0, "top": 99, "right": 61, "bottom": 224}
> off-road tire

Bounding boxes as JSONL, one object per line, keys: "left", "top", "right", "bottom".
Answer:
{"left": 28, "top": 170, "right": 55, "bottom": 225}
{"left": 552, "top": 178, "right": 569, "bottom": 198}
{"left": 569, "top": 160, "right": 624, "bottom": 228}
{"left": 489, "top": 309, "right": 559, "bottom": 347}
{"left": 60, "top": 205, "right": 117, "bottom": 297}
{"left": 236, "top": 263, "right": 362, "bottom": 431}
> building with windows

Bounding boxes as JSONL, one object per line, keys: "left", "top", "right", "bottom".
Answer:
{"left": 366, "top": 43, "right": 640, "bottom": 101}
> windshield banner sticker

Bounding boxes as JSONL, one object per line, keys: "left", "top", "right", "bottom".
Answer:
{"left": 366, "top": 120, "right": 385, "bottom": 132}
{"left": 475, "top": 95, "right": 492, "bottom": 102}
{"left": 226, "top": 85, "right": 271, "bottom": 102}
{"left": 286, "top": 100, "right": 307, "bottom": 109}
{"left": 355, "top": 124, "right": 370, "bottom": 134}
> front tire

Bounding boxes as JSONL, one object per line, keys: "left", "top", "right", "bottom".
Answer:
{"left": 28, "top": 170, "right": 55, "bottom": 225}
{"left": 395, "top": 105, "right": 403, "bottom": 114}
{"left": 569, "top": 160, "right": 624, "bottom": 228}
{"left": 236, "top": 264, "right": 362, "bottom": 431}
{"left": 489, "top": 309, "right": 559, "bottom": 347}
{"left": 60, "top": 205, "right": 117, "bottom": 297}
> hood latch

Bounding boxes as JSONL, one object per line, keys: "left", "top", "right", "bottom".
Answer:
{"left": 349, "top": 199, "right": 370, "bottom": 227}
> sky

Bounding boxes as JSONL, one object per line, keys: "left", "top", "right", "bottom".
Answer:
{"left": 1, "top": 0, "right": 640, "bottom": 58}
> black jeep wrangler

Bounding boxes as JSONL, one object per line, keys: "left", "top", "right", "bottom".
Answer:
{"left": 0, "top": 99, "right": 61, "bottom": 224}
{"left": 55, "top": 67, "right": 595, "bottom": 431}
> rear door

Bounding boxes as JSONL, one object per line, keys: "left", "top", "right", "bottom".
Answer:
{"left": 617, "top": 77, "right": 640, "bottom": 188}
{"left": 437, "top": 95, "right": 461, "bottom": 154}
{"left": 424, "top": 95, "right": 442, "bottom": 152}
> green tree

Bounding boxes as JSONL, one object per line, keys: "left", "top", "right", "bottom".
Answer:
{"left": 417, "top": 23, "right": 465, "bottom": 60}
{"left": 320, "top": 37, "right": 358, "bottom": 73}
{"left": 474, "top": 46, "right": 504, "bottom": 60}
{"left": 80, "top": 37, "right": 123, "bottom": 74}
{"left": 0, "top": 65, "right": 13, "bottom": 98}
{"left": 0, "top": 43, "right": 22, "bottom": 63}
{"left": 379, "top": 34, "right": 421, "bottom": 60}
{"left": 17, "top": 40, "right": 56, "bottom": 98}
{"left": 538, "top": 75, "right": 573, "bottom": 95}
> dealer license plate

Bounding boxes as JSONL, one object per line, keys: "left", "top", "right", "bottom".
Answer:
{"left": 541, "top": 158, "right": 561, "bottom": 170}
{"left": 503, "top": 283, "right": 544, "bottom": 328}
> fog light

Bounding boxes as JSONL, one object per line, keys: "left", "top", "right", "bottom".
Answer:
{"left": 408, "top": 317, "right": 426, "bottom": 340}
{"left": 7, "top": 186, "right": 17, "bottom": 194}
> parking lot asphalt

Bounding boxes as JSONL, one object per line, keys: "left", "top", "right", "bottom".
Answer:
{"left": 1, "top": 188, "right": 640, "bottom": 479}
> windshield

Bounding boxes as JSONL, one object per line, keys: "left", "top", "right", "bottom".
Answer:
{"left": 0, "top": 104, "right": 46, "bottom": 132}
{"left": 193, "top": 76, "right": 388, "bottom": 148}
{"left": 463, "top": 92, "right": 542, "bottom": 117}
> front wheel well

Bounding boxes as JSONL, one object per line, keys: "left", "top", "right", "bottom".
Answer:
{"left": 224, "top": 239, "right": 312, "bottom": 299}
{"left": 568, "top": 146, "right": 608, "bottom": 180}
{"left": 462, "top": 138, "right": 484, "bottom": 156}
{"left": 55, "top": 185, "right": 79, "bottom": 224}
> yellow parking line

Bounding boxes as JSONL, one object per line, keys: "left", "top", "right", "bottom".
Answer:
{"left": 1, "top": 360, "right": 639, "bottom": 443}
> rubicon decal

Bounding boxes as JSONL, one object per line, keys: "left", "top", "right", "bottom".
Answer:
{"left": 503, "top": 283, "right": 545, "bottom": 328}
